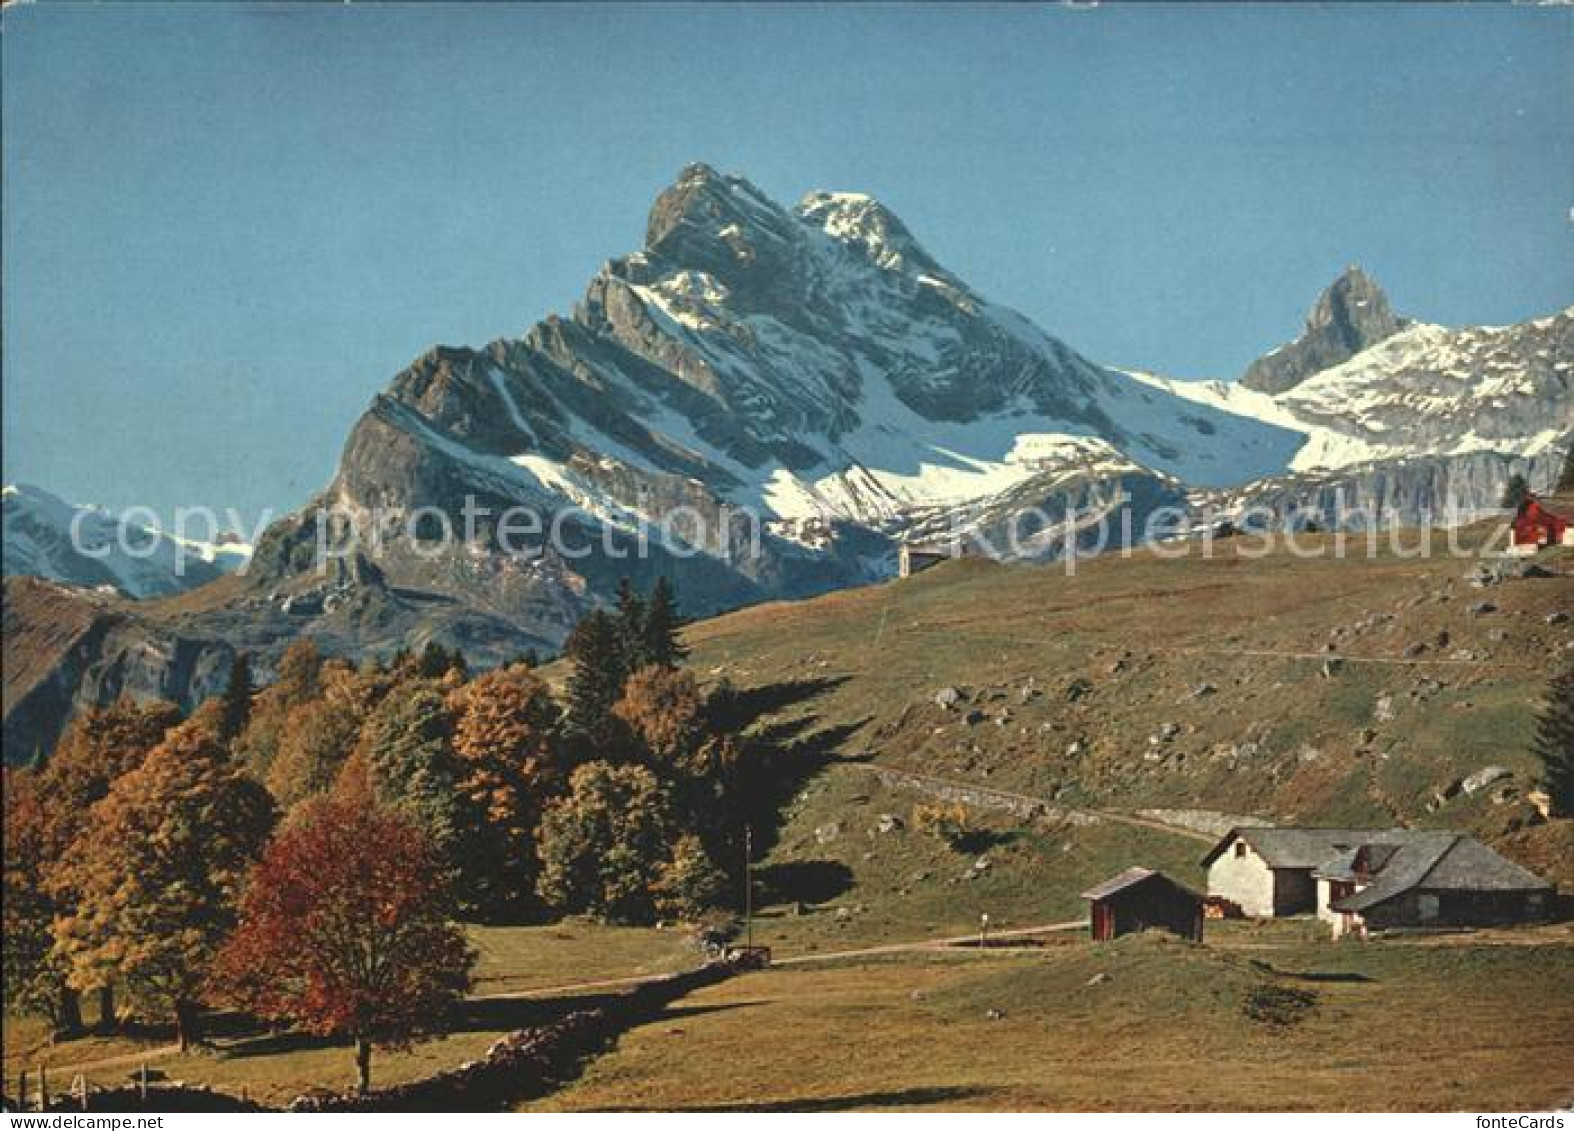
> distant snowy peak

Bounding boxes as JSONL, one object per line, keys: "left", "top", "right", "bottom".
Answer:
{"left": 1133, "top": 304, "right": 1573, "bottom": 474}
{"left": 2, "top": 483, "right": 251, "bottom": 599}
{"left": 1241, "top": 266, "right": 1409, "bottom": 395}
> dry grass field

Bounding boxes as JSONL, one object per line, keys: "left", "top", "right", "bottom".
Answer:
{"left": 3, "top": 922, "right": 696, "bottom": 1107}
{"left": 7, "top": 534, "right": 1569, "bottom": 1110}
{"left": 531, "top": 927, "right": 1574, "bottom": 1112}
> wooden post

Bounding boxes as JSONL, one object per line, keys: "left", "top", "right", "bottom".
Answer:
{"left": 72, "top": 1073, "right": 88, "bottom": 1111}
{"left": 979, "top": 912, "right": 990, "bottom": 949}
{"left": 17, "top": 1070, "right": 27, "bottom": 1113}
{"left": 743, "top": 824, "right": 754, "bottom": 952}
{"left": 37, "top": 1063, "right": 47, "bottom": 1112}
{"left": 139, "top": 1061, "right": 148, "bottom": 1104}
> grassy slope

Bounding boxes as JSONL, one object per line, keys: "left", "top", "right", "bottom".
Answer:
{"left": 2, "top": 922, "right": 696, "bottom": 1107}
{"left": 683, "top": 536, "right": 1573, "bottom": 888}
{"left": 740, "top": 762, "right": 1207, "bottom": 954}
{"left": 533, "top": 926, "right": 1574, "bottom": 1112}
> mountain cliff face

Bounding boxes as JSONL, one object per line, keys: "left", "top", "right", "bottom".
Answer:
{"left": 1241, "top": 266, "right": 1409, "bottom": 394}
{"left": 243, "top": 164, "right": 1306, "bottom": 657}
{"left": 5, "top": 166, "right": 1570, "bottom": 760}
{"left": 1, "top": 577, "right": 235, "bottom": 764}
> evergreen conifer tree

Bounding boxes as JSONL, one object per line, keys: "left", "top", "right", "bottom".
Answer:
{"left": 1534, "top": 664, "right": 1574, "bottom": 816}
{"left": 642, "top": 577, "right": 689, "bottom": 669}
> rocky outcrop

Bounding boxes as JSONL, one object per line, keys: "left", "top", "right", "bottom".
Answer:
{"left": 1215, "top": 448, "right": 1568, "bottom": 531}
{"left": 1, "top": 577, "right": 234, "bottom": 765}
{"left": 1242, "top": 266, "right": 1408, "bottom": 394}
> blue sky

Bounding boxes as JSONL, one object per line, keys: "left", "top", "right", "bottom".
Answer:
{"left": 4, "top": 2, "right": 1570, "bottom": 523}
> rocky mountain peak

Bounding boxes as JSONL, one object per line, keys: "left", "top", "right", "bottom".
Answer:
{"left": 1242, "top": 264, "right": 1409, "bottom": 395}
{"left": 642, "top": 163, "right": 797, "bottom": 273}
{"left": 795, "top": 190, "right": 944, "bottom": 278}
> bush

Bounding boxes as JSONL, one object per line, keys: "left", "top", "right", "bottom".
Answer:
{"left": 912, "top": 802, "right": 974, "bottom": 849}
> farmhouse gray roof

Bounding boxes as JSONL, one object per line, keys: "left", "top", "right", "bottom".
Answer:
{"left": 1080, "top": 867, "right": 1200, "bottom": 902}
{"left": 1200, "top": 827, "right": 1430, "bottom": 869}
{"left": 1312, "top": 844, "right": 1398, "bottom": 882}
{"left": 1331, "top": 835, "right": 1554, "bottom": 913}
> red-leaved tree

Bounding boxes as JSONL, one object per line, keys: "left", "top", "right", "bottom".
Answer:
{"left": 213, "top": 789, "right": 475, "bottom": 1094}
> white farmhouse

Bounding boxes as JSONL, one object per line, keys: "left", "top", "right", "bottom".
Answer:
{"left": 1202, "top": 826, "right": 1554, "bottom": 934}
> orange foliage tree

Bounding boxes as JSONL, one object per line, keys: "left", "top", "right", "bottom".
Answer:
{"left": 447, "top": 664, "right": 562, "bottom": 916}
{"left": 33, "top": 698, "right": 185, "bottom": 1028}
{"left": 52, "top": 719, "right": 276, "bottom": 1048}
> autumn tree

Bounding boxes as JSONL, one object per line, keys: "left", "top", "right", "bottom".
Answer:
{"left": 236, "top": 639, "right": 325, "bottom": 777}
{"left": 446, "top": 665, "right": 562, "bottom": 915}
{"left": 52, "top": 719, "right": 276, "bottom": 1048}
{"left": 213, "top": 792, "right": 474, "bottom": 1095}
{"left": 912, "top": 802, "right": 975, "bottom": 850}
{"left": 36, "top": 698, "right": 183, "bottom": 1027}
{"left": 653, "top": 833, "right": 729, "bottom": 921}
{"left": 536, "top": 762, "right": 675, "bottom": 923}
{"left": 3, "top": 769, "right": 78, "bottom": 1033}
{"left": 614, "top": 665, "right": 741, "bottom": 862}
{"left": 266, "top": 696, "right": 362, "bottom": 809}
{"left": 356, "top": 681, "right": 464, "bottom": 864}
{"left": 1534, "top": 664, "right": 1574, "bottom": 815}
{"left": 41, "top": 699, "right": 185, "bottom": 821}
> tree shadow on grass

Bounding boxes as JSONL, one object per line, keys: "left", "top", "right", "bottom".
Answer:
{"left": 741, "top": 717, "right": 873, "bottom": 862}
{"left": 617, "top": 1085, "right": 997, "bottom": 1112}
{"left": 755, "top": 859, "right": 855, "bottom": 906}
{"left": 950, "top": 828, "right": 1019, "bottom": 855}
{"left": 650, "top": 999, "right": 763, "bottom": 1024}
{"left": 213, "top": 992, "right": 627, "bottom": 1059}
{"left": 705, "top": 676, "right": 851, "bottom": 734}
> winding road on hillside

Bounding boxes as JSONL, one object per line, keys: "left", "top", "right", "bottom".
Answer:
{"left": 849, "top": 763, "right": 1221, "bottom": 843}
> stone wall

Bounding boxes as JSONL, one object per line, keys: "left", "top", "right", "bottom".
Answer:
{"left": 289, "top": 955, "right": 758, "bottom": 1113}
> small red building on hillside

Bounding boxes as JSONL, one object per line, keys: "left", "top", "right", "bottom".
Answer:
{"left": 1511, "top": 495, "right": 1573, "bottom": 553}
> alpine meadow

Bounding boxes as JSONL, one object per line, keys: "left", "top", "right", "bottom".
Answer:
{"left": 2, "top": 2, "right": 1571, "bottom": 1118}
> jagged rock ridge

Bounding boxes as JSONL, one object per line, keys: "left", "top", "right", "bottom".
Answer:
{"left": 1241, "top": 266, "right": 1409, "bottom": 394}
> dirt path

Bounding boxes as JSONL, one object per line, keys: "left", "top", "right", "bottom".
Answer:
{"left": 852, "top": 763, "right": 1218, "bottom": 843}
{"left": 14, "top": 1042, "right": 183, "bottom": 1089}
{"left": 770, "top": 920, "right": 1085, "bottom": 967}
{"left": 475, "top": 919, "right": 1086, "bottom": 1002}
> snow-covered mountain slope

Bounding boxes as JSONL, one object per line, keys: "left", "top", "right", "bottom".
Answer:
{"left": 318, "top": 166, "right": 1297, "bottom": 531}
{"left": 2, "top": 484, "right": 251, "bottom": 599}
{"left": 242, "top": 164, "right": 1314, "bottom": 650}
{"left": 1134, "top": 307, "right": 1571, "bottom": 477}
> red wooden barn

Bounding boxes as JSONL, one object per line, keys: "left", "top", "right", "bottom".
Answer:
{"left": 1512, "top": 495, "right": 1573, "bottom": 552}
{"left": 1081, "top": 867, "right": 1204, "bottom": 942}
